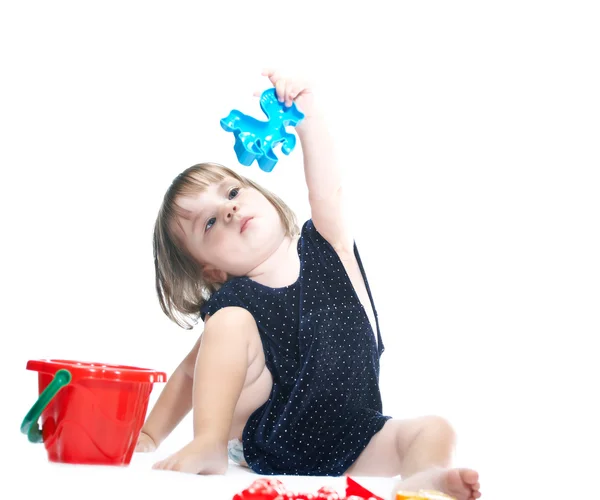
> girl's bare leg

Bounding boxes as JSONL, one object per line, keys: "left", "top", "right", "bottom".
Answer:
{"left": 345, "top": 417, "right": 481, "bottom": 500}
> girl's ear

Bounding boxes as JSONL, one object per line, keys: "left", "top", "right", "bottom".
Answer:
{"left": 202, "top": 265, "right": 228, "bottom": 284}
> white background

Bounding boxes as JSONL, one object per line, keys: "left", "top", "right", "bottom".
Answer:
{"left": 1, "top": 1, "right": 599, "bottom": 499}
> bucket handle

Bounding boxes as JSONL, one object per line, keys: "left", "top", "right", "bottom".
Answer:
{"left": 20, "top": 369, "right": 72, "bottom": 443}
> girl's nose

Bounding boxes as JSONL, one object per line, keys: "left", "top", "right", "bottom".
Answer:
{"left": 222, "top": 201, "right": 239, "bottom": 221}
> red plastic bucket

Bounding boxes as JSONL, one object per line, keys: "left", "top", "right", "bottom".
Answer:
{"left": 22, "top": 359, "right": 166, "bottom": 465}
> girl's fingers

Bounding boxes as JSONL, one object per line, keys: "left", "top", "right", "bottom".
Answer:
{"left": 286, "top": 84, "right": 301, "bottom": 107}
{"left": 275, "top": 78, "right": 286, "bottom": 102}
{"left": 262, "top": 68, "right": 281, "bottom": 85}
{"left": 261, "top": 69, "right": 306, "bottom": 106}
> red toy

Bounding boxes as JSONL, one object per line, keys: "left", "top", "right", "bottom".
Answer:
{"left": 232, "top": 477, "right": 383, "bottom": 500}
{"left": 21, "top": 359, "right": 166, "bottom": 465}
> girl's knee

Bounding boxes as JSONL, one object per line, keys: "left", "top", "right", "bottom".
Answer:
{"left": 420, "top": 415, "right": 456, "bottom": 447}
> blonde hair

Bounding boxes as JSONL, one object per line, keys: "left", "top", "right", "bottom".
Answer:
{"left": 153, "top": 162, "right": 299, "bottom": 329}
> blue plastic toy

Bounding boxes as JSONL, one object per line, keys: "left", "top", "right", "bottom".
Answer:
{"left": 220, "top": 88, "right": 305, "bottom": 172}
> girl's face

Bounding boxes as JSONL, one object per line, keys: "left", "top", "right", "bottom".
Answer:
{"left": 173, "top": 176, "right": 286, "bottom": 279}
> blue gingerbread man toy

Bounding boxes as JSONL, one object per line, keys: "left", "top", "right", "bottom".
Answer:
{"left": 220, "top": 88, "right": 305, "bottom": 172}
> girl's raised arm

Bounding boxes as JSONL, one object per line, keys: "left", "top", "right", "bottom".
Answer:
{"left": 264, "top": 69, "right": 354, "bottom": 255}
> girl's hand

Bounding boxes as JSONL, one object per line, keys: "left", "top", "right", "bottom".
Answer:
{"left": 257, "top": 69, "right": 317, "bottom": 120}
{"left": 135, "top": 430, "right": 158, "bottom": 453}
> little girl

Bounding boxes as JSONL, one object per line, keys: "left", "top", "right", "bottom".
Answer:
{"left": 137, "top": 70, "right": 481, "bottom": 500}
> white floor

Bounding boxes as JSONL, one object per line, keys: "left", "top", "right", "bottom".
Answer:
{"left": 7, "top": 442, "right": 396, "bottom": 500}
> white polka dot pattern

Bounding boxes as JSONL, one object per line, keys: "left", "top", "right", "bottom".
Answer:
{"left": 200, "top": 220, "right": 390, "bottom": 475}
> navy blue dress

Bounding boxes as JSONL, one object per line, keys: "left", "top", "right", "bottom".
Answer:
{"left": 200, "top": 220, "right": 390, "bottom": 476}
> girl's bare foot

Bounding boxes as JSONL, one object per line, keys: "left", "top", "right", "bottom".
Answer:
{"left": 393, "top": 467, "right": 481, "bottom": 500}
{"left": 152, "top": 437, "right": 228, "bottom": 475}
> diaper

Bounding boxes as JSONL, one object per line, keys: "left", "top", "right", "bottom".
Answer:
{"left": 228, "top": 438, "right": 248, "bottom": 467}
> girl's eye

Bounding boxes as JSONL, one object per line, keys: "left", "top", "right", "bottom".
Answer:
{"left": 205, "top": 188, "right": 240, "bottom": 232}
{"left": 205, "top": 217, "right": 216, "bottom": 232}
